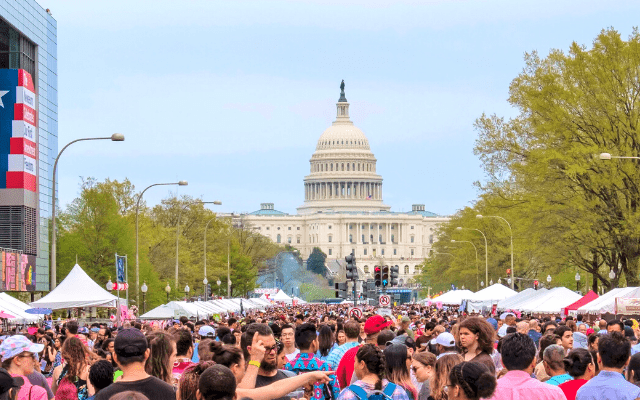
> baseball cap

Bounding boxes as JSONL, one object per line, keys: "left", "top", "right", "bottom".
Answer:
{"left": 0, "top": 368, "right": 22, "bottom": 394}
{"left": 401, "top": 316, "right": 411, "bottom": 323}
{"left": 198, "top": 325, "right": 215, "bottom": 338}
{"left": 435, "top": 332, "right": 456, "bottom": 347}
{"left": 364, "top": 315, "right": 393, "bottom": 335}
{"left": 0, "top": 335, "right": 44, "bottom": 361}
{"left": 114, "top": 328, "right": 148, "bottom": 357}
{"left": 90, "top": 327, "right": 100, "bottom": 333}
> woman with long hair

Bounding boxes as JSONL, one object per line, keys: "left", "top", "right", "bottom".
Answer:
{"left": 558, "top": 348, "right": 596, "bottom": 400}
{"left": 337, "top": 344, "right": 410, "bottom": 400}
{"left": 210, "top": 341, "right": 246, "bottom": 384}
{"left": 177, "top": 361, "right": 215, "bottom": 400}
{"left": 40, "top": 335, "right": 56, "bottom": 377}
{"left": 384, "top": 343, "right": 418, "bottom": 400}
{"left": 445, "top": 361, "right": 496, "bottom": 400}
{"left": 428, "top": 353, "right": 463, "bottom": 400}
{"left": 51, "top": 336, "right": 90, "bottom": 399}
{"left": 457, "top": 317, "right": 496, "bottom": 374}
{"left": 145, "top": 331, "right": 177, "bottom": 385}
{"left": 317, "top": 325, "right": 336, "bottom": 361}
{"left": 53, "top": 335, "right": 65, "bottom": 370}
{"left": 412, "top": 352, "right": 436, "bottom": 400}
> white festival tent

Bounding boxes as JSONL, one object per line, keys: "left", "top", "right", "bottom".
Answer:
{"left": 0, "top": 293, "right": 43, "bottom": 323}
{"left": 293, "top": 296, "right": 307, "bottom": 304}
{"left": 470, "top": 284, "right": 517, "bottom": 302}
{"left": 432, "top": 290, "right": 475, "bottom": 305}
{"left": 518, "top": 287, "right": 583, "bottom": 314}
{"left": 30, "top": 264, "right": 118, "bottom": 310}
{"left": 577, "top": 287, "right": 640, "bottom": 315}
{"left": 497, "top": 288, "right": 546, "bottom": 310}
{"left": 272, "top": 290, "right": 293, "bottom": 304}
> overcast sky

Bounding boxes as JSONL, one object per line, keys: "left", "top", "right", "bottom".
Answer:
{"left": 45, "top": 0, "right": 640, "bottom": 215}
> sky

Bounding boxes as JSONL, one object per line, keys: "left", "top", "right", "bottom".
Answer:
{"left": 45, "top": 0, "right": 640, "bottom": 216}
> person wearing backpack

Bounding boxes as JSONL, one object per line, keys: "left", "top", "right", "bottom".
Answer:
{"left": 0, "top": 335, "right": 48, "bottom": 400}
{"left": 337, "top": 344, "right": 410, "bottom": 400}
{"left": 51, "top": 337, "right": 90, "bottom": 400}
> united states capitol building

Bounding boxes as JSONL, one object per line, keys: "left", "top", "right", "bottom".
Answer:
{"left": 241, "top": 83, "right": 449, "bottom": 284}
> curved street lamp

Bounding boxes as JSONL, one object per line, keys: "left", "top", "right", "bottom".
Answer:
{"left": 141, "top": 282, "right": 148, "bottom": 314}
{"left": 51, "top": 133, "right": 125, "bottom": 290}
{"left": 477, "top": 214, "right": 515, "bottom": 290}
{"left": 451, "top": 239, "right": 479, "bottom": 290}
{"left": 165, "top": 283, "right": 171, "bottom": 302}
{"left": 456, "top": 227, "right": 489, "bottom": 287}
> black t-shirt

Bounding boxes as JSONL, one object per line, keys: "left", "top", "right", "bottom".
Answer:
{"left": 95, "top": 376, "right": 175, "bottom": 400}
{"left": 255, "top": 370, "right": 291, "bottom": 400}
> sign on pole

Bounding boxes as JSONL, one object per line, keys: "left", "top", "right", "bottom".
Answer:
{"left": 348, "top": 307, "right": 363, "bottom": 320}
{"left": 379, "top": 295, "right": 391, "bottom": 307}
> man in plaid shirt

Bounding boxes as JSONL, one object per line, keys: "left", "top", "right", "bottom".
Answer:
{"left": 326, "top": 320, "right": 361, "bottom": 370}
{"left": 285, "top": 323, "right": 340, "bottom": 400}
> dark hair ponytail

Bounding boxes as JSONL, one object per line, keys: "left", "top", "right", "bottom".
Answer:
{"left": 356, "top": 344, "right": 385, "bottom": 390}
{"left": 563, "top": 348, "right": 593, "bottom": 378}
{"left": 210, "top": 341, "right": 243, "bottom": 368}
{"left": 449, "top": 362, "right": 497, "bottom": 400}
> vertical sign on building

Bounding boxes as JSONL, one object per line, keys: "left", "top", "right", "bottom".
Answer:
{"left": 0, "top": 69, "right": 37, "bottom": 191}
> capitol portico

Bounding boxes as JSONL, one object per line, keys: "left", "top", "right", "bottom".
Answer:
{"left": 242, "top": 82, "right": 449, "bottom": 284}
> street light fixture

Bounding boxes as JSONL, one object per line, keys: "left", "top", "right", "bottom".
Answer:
{"left": 217, "top": 280, "right": 221, "bottom": 297}
{"left": 184, "top": 284, "right": 190, "bottom": 300}
{"left": 203, "top": 277, "right": 208, "bottom": 301}
{"left": 176, "top": 200, "right": 222, "bottom": 290}
{"left": 50, "top": 133, "right": 125, "bottom": 290}
{"left": 456, "top": 227, "right": 489, "bottom": 286}
{"left": 546, "top": 275, "right": 552, "bottom": 287}
{"left": 599, "top": 153, "right": 640, "bottom": 161}
{"left": 498, "top": 278, "right": 502, "bottom": 285}
{"left": 609, "top": 269, "right": 616, "bottom": 280}
{"left": 489, "top": 279, "right": 493, "bottom": 286}
{"left": 106, "top": 278, "right": 114, "bottom": 291}
{"left": 477, "top": 214, "right": 515, "bottom": 290}
{"left": 165, "top": 283, "right": 171, "bottom": 303}
{"left": 141, "top": 282, "right": 148, "bottom": 314}
{"left": 575, "top": 272, "right": 580, "bottom": 291}
{"left": 135, "top": 180, "right": 188, "bottom": 307}
{"left": 481, "top": 281, "right": 484, "bottom": 287}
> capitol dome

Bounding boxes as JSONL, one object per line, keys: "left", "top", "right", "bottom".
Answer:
{"left": 297, "top": 81, "right": 390, "bottom": 215}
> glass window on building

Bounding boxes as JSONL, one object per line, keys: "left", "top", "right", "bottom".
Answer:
{"left": 381, "top": 249, "right": 385, "bottom": 255}
{"left": 411, "top": 249, "right": 414, "bottom": 256}
{"left": 287, "top": 236, "right": 292, "bottom": 244}
{"left": 328, "top": 235, "right": 332, "bottom": 243}
{"left": 297, "top": 236, "right": 301, "bottom": 244}
{"left": 429, "top": 235, "right": 434, "bottom": 244}
{"left": 349, "top": 234, "right": 353, "bottom": 243}
{"left": 329, "top": 249, "right": 332, "bottom": 255}
{"left": 0, "top": 20, "right": 36, "bottom": 76}
{"left": 277, "top": 234, "right": 281, "bottom": 243}
{"left": 393, "top": 249, "right": 397, "bottom": 255}
{"left": 391, "top": 234, "right": 395, "bottom": 243}
{"left": 404, "top": 265, "right": 410, "bottom": 274}
{"left": 364, "top": 265, "right": 369, "bottom": 273}
{"left": 410, "top": 236, "right": 415, "bottom": 243}
{"left": 364, "top": 249, "right": 367, "bottom": 255}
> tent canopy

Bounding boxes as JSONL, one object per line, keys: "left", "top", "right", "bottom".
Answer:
{"left": 519, "top": 287, "right": 582, "bottom": 314}
{"left": 272, "top": 290, "right": 293, "bottom": 303}
{"left": 470, "top": 284, "right": 517, "bottom": 302}
{"left": 563, "top": 290, "right": 599, "bottom": 315}
{"left": 433, "top": 289, "right": 475, "bottom": 305}
{"left": 498, "top": 288, "right": 546, "bottom": 310}
{"left": 577, "top": 287, "right": 640, "bottom": 315}
{"left": 30, "top": 264, "right": 118, "bottom": 310}
{"left": 0, "top": 293, "right": 42, "bottom": 322}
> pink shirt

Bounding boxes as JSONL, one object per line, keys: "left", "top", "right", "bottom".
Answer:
{"left": 489, "top": 370, "right": 567, "bottom": 400}
{"left": 11, "top": 374, "right": 47, "bottom": 400}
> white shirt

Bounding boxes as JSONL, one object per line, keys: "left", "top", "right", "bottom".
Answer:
{"left": 286, "top": 348, "right": 300, "bottom": 362}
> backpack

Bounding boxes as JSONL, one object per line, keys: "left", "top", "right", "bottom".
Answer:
{"left": 347, "top": 382, "right": 397, "bottom": 400}
{"left": 55, "top": 376, "right": 78, "bottom": 400}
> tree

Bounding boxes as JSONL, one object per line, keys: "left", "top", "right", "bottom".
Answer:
{"left": 307, "top": 247, "right": 327, "bottom": 275}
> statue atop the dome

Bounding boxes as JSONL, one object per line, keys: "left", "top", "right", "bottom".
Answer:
{"left": 339, "top": 80, "right": 347, "bottom": 102}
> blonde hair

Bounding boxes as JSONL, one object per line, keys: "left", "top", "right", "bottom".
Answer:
{"left": 430, "top": 353, "right": 463, "bottom": 400}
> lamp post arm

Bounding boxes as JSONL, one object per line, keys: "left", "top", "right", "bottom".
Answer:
{"left": 472, "top": 229, "right": 489, "bottom": 288}
{"left": 51, "top": 136, "right": 115, "bottom": 291}
{"left": 489, "top": 215, "right": 514, "bottom": 289}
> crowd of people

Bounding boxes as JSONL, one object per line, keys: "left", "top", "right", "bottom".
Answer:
{"left": 0, "top": 303, "right": 638, "bottom": 400}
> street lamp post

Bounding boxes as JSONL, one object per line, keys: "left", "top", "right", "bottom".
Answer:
{"left": 165, "top": 283, "right": 171, "bottom": 303}
{"left": 477, "top": 215, "right": 514, "bottom": 290}
{"left": 546, "top": 274, "right": 552, "bottom": 288}
{"left": 140, "top": 282, "right": 148, "bottom": 314}
{"left": 203, "top": 216, "right": 218, "bottom": 298}
{"left": 135, "top": 181, "right": 187, "bottom": 307}
{"left": 175, "top": 200, "right": 221, "bottom": 291}
{"left": 50, "top": 133, "right": 125, "bottom": 290}
{"left": 184, "top": 284, "right": 190, "bottom": 301}
{"left": 203, "top": 277, "right": 208, "bottom": 301}
{"left": 217, "top": 280, "right": 221, "bottom": 297}
{"left": 451, "top": 239, "right": 479, "bottom": 290}
{"left": 456, "top": 227, "right": 489, "bottom": 288}
{"left": 575, "top": 272, "right": 580, "bottom": 292}
{"left": 599, "top": 153, "right": 640, "bottom": 160}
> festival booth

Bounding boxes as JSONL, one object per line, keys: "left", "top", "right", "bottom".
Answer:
{"left": 518, "top": 287, "right": 582, "bottom": 315}
{"left": 577, "top": 286, "right": 640, "bottom": 319}
{"left": 430, "top": 289, "right": 475, "bottom": 306}
{"left": 497, "top": 288, "right": 546, "bottom": 311}
{"left": 0, "top": 293, "right": 44, "bottom": 323}
{"left": 563, "top": 290, "right": 599, "bottom": 316}
{"left": 272, "top": 290, "right": 293, "bottom": 304}
{"left": 30, "top": 264, "right": 118, "bottom": 310}
{"left": 465, "top": 284, "right": 517, "bottom": 313}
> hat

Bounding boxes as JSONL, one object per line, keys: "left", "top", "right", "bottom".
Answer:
{"left": 198, "top": 325, "right": 215, "bottom": 338}
{"left": 0, "top": 368, "right": 22, "bottom": 394}
{"left": 90, "top": 327, "right": 100, "bottom": 333}
{"left": 435, "top": 332, "right": 456, "bottom": 347}
{"left": 401, "top": 316, "right": 411, "bottom": 323}
{"left": 0, "top": 335, "right": 44, "bottom": 362}
{"left": 114, "top": 328, "right": 148, "bottom": 357}
{"left": 364, "top": 315, "right": 393, "bottom": 335}
{"left": 499, "top": 312, "right": 515, "bottom": 321}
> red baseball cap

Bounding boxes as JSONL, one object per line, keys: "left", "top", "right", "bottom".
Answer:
{"left": 364, "top": 315, "right": 393, "bottom": 335}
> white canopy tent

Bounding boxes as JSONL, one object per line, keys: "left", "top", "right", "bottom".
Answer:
{"left": 272, "top": 290, "right": 293, "bottom": 304}
{"left": 519, "top": 287, "right": 583, "bottom": 314}
{"left": 577, "top": 287, "right": 640, "bottom": 315}
{"left": 30, "top": 264, "right": 118, "bottom": 310}
{"left": 432, "top": 290, "right": 475, "bottom": 305}
{"left": 293, "top": 296, "right": 307, "bottom": 304}
{"left": 498, "top": 288, "right": 545, "bottom": 310}
{"left": 0, "top": 293, "right": 43, "bottom": 323}
{"left": 140, "top": 304, "right": 175, "bottom": 319}
{"left": 470, "top": 284, "right": 517, "bottom": 302}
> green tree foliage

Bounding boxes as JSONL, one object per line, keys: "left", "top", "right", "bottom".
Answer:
{"left": 417, "top": 28, "right": 640, "bottom": 294}
{"left": 307, "top": 247, "right": 327, "bottom": 275}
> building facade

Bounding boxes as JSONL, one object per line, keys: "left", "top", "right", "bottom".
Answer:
{"left": 0, "top": 0, "right": 57, "bottom": 292}
{"left": 243, "top": 84, "right": 449, "bottom": 284}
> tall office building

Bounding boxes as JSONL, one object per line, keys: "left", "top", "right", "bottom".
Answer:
{"left": 0, "top": 0, "right": 57, "bottom": 292}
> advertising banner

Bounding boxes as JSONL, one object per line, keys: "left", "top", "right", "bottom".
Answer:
{"left": 0, "top": 251, "right": 36, "bottom": 291}
{"left": 0, "top": 69, "right": 37, "bottom": 192}
{"left": 615, "top": 298, "right": 640, "bottom": 315}
{"left": 116, "top": 255, "right": 126, "bottom": 283}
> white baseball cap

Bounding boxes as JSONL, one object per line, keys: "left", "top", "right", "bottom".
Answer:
{"left": 435, "top": 332, "right": 456, "bottom": 347}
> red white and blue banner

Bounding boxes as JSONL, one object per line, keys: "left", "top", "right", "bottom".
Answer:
{"left": 0, "top": 69, "right": 37, "bottom": 192}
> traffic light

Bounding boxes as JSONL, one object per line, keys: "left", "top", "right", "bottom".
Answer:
{"left": 382, "top": 266, "right": 389, "bottom": 287}
{"left": 335, "top": 282, "right": 348, "bottom": 298}
{"left": 374, "top": 266, "right": 382, "bottom": 287}
{"left": 346, "top": 254, "right": 358, "bottom": 281}
{"left": 366, "top": 280, "right": 377, "bottom": 299}
{"left": 534, "top": 280, "right": 539, "bottom": 290}
{"left": 390, "top": 265, "right": 399, "bottom": 286}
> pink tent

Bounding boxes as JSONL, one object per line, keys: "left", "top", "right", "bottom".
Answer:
{"left": 563, "top": 290, "right": 599, "bottom": 315}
